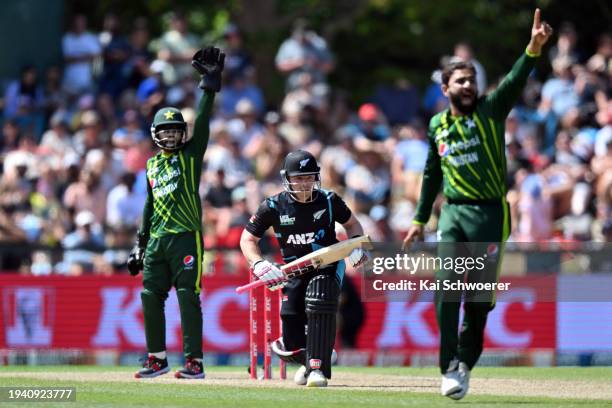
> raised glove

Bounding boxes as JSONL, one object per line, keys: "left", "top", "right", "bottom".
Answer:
{"left": 252, "top": 260, "right": 286, "bottom": 291}
{"left": 348, "top": 247, "right": 369, "bottom": 268}
{"left": 191, "top": 46, "right": 225, "bottom": 92}
{"left": 127, "top": 231, "right": 148, "bottom": 276}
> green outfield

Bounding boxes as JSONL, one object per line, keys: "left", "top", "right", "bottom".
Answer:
{"left": 1, "top": 365, "right": 612, "bottom": 407}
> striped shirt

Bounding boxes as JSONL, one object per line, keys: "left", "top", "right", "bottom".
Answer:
{"left": 141, "top": 91, "right": 214, "bottom": 238}
{"left": 413, "top": 52, "right": 538, "bottom": 224}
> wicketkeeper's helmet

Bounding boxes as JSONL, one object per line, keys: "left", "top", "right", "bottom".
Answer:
{"left": 150, "top": 107, "right": 187, "bottom": 151}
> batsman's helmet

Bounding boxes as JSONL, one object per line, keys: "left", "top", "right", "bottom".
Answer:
{"left": 150, "top": 107, "right": 187, "bottom": 151}
{"left": 280, "top": 150, "right": 321, "bottom": 202}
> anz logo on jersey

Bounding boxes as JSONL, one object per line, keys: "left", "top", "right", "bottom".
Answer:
{"left": 286, "top": 229, "right": 325, "bottom": 245}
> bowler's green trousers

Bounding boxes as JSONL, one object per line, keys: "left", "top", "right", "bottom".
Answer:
{"left": 435, "top": 199, "right": 510, "bottom": 373}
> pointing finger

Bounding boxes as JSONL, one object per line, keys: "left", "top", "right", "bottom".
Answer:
{"left": 533, "top": 8, "right": 541, "bottom": 30}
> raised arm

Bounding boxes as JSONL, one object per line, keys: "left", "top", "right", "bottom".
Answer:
{"left": 187, "top": 47, "right": 225, "bottom": 157}
{"left": 485, "top": 9, "right": 553, "bottom": 120}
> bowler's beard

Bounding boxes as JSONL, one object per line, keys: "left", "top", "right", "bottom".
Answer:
{"left": 449, "top": 92, "right": 476, "bottom": 115}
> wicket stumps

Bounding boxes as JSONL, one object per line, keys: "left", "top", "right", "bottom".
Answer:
{"left": 249, "top": 273, "right": 286, "bottom": 380}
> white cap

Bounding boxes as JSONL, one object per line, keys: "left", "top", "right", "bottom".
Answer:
{"left": 75, "top": 211, "right": 96, "bottom": 227}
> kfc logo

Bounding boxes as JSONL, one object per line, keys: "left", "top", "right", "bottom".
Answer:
{"left": 3, "top": 287, "right": 54, "bottom": 346}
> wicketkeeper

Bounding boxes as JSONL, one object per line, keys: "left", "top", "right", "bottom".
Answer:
{"left": 127, "top": 46, "right": 225, "bottom": 379}
{"left": 240, "top": 150, "right": 369, "bottom": 387}
{"left": 402, "top": 9, "right": 552, "bottom": 400}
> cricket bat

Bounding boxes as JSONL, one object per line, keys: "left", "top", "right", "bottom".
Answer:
{"left": 235, "top": 235, "right": 371, "bottom": 294}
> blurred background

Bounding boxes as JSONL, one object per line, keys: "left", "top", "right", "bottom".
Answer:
{"left": 0, "top": 0, "right": 610, "bottom": 367}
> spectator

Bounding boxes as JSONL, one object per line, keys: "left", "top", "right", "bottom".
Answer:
{"left": 392, "top": 123, "right": 429, "bottom": 204}
{"left": 204, "top": 169, "right": 233, "bottom": 209}
{"left": 149, "top": 12, "right": 199, "bottom": 83}
{"left": 227, "top": 99, "right": 266, "bottom": 157}
{"left": 218, "top": 71, "right": 265, "bottom": 118}
{"left": 126, "top": 19, "right": 154, "bottom": 89}
{"left": 424, "top": 56, "right": 450, "bottom": 118}
{"left": 548, "top": 22, "right": 581, "bottom": 64}
{"left": 42, "top": 65, "right": 65, "bottom": 120}
{"left": 73, "top": 110, "right": 105, "bottom": 156}
{"left": 371, "top": 78, "right": 420, "bottom": 126}
{"left": 112, "top": 109, "right": 145, "bottom": 149}
{"left": 106, "top": 172, "right": 145, "bottom": 229}
{"left": 221, "top": 23, "right": 255, "bottom": 82}
{"left": 39, "top": 111, "right": 76, "bottom": 158}
{"left": 63, "top": 168, "right": 108, "bottom": 224}
{"left": 346, "top": 103, "right": 391, "bottom": 142}
{"left": 98, "top": 13, "right": 132, "bottom": 98}
{"left": 275, "top": 19, "right": 334, "bottom": 91}
{"left": 62, "top": 15, "right": 102, "bottom": 95}
{"left": 0, "top": 120, "right": 23, "bottom": 156}
{"left": 453, "top": 42, "right": 487, "bottom": 96}
{"left": 59, "top": 210, "right": 106, "bottom": 275}
{"left": 586, "top": 33, "right": 612, "bottom": 77}
{"left": 515, "top": 168, "right": 553, "bottom": 241}
{"left": 3, "top": 65, "right": 45, "bottom": 120}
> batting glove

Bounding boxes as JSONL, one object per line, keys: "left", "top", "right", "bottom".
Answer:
{"left": 252, "top": 260, "right": 286, "bottom": 291}
{"left": 348, "top": 247, "right": 369, "bottom": 268}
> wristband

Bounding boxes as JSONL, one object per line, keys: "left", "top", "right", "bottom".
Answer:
{"left": 412, "top": 220, "right": 426, "bottom": 226}
{"left": 525, "top": 46, "right": 541, "bottom": 58}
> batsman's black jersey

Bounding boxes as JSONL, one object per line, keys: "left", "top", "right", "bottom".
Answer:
{"left": 245, "top": 190, "right": 352, "bottom": 263}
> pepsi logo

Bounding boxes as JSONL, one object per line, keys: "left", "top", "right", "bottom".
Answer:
{"left": 183, "top": 255, "right": 195, "bottom": 266}
{"left": 438, "top": 143, "right": 450, "bottom": 157}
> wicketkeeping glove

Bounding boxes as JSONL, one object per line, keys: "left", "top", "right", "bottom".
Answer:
{"left": 127, "top": 231, "right": 148, "bottom": 276}
{"left": 348, "top": 247, "right": 370, "bottom": 268}
{"left": 191, "top": 46, "right": 225, "bottom": 92}
{"left": 252, "top": 260, "right": 287, "bottom": 291}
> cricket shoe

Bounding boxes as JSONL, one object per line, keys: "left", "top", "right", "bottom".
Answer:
{"left": 294, "top": 365, "right": 307, "bottom": 385}
{"left": 440, "top": 358, "right": 462, "bottom": 398}
{"left": 175, "top": 358, "right": 205, "bottom": 379}
{"left": 306, "top": 369, "right": 328, "bottom": 387}
{"left": 449, "top": 362, "right": 471, "bottom": 400}
{"left": 135, "top": 355, "right": 170, "bottom": 378}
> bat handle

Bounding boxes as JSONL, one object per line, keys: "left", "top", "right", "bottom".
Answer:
{"left": 236, "top": 279, "right": 266, "bottom": 294}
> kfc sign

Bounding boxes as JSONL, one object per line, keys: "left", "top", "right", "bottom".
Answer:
{"left": 3, "top": 287, "right": 54, "bottom": 346}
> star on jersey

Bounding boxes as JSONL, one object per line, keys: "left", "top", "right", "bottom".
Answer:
{"left": 164, "top": 110, "right": 175, "bottom": 120}
{"left": 466, "top": 118, "right": 476, "bottom": 129}
{"left": 436, "top": 129, "right": 449, "bottom": 142}
{"left": 170, "top": 155, "right": 179, "bottom": 164}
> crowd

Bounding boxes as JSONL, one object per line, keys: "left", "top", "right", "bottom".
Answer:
{"left": 0, "top": 14, "right": 610, "bottom": 275}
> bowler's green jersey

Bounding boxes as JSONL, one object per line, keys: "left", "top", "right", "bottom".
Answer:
{"left": 141, "top": 92, "right": 214, "bottom": 238}
{"left": 414, "top": 52, "right": 538, "bottom": 224}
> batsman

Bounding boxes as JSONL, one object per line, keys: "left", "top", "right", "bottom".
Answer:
{"left": 127, "top": 46, "right": 225, "bottom": 379}
{"left": 240, "top": 150, "right": 369, "bottom": 387}
{"left": 402, "top": 9, "right": 552, "bottom": 400}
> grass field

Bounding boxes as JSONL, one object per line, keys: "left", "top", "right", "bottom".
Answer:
{"left": 1, "top": 365, "right": 612, "bottom": 407}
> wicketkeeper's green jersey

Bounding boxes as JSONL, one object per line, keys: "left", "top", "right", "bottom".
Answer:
{"left": 413, "top": 51, "right": 538, "bottom": 225}
{"left": 141, "top": 91, "right": 214, "bottom": 239}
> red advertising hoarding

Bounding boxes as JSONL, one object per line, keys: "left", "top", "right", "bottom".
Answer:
{"left": 0, "top": 275, "right": 555, "bottom": 353}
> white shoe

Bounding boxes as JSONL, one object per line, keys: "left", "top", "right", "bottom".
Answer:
{"left": 306, "top": 369, "right": 328, "bottom": 387}
{"left": 294, "top": 365, "right": 307, "bottom": 386}
{"left": 449, "top": 362, "right": 470, "bottom": 400}
{"left": 440, "top": 359, "right": 462, "bottom": 398}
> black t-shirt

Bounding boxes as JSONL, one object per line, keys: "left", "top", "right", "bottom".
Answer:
{"left": 205, "top": 185, "right": 233, "bottom": 208}
{"left": 245, "top": 190, "right": 352, "bottom": 263}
